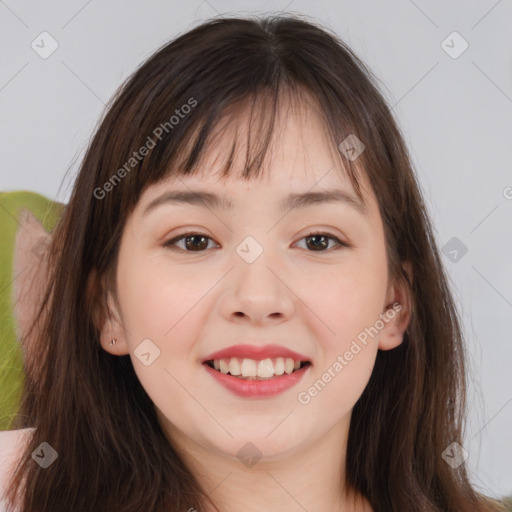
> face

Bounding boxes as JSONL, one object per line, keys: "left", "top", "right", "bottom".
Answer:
{"left": 99, "top": 97, "right": 410, "bottom": 464}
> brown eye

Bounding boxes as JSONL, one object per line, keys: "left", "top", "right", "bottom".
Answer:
{"left": 305, "top": 234, "right": 330, "bottom": 251}
{"left": 163, "top": 231, "right": 349, "bottom": 253}
{"left": 164, "top": 233, "right": 217, "bottom": 252}
{"left": 297, "top": 232, "right": 348, "bottom": 252}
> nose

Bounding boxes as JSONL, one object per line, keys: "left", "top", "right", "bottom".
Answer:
{"left": 219, "top": 245, "right": 295, "bottom": 326}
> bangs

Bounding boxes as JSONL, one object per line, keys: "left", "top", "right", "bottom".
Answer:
{"left": 135, "top": 83, "right": 365, "bottom": 205}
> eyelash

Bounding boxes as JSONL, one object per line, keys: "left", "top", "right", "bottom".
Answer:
{"left": 163, "top": 230, "right": 349, "bottom": 253}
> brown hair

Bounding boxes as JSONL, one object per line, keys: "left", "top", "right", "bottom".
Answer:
{"left": 6, "top": 14, "right": 508, "bottom": 512}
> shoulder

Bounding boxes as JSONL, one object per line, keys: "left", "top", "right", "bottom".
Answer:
{"left": 0, "top": 427, "right": 35, "bottom": 466}
{"left": 0, "top": 428, "right": 36, "bottom": 510}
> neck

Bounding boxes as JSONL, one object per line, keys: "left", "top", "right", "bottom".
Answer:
{"left": 160, "top": 411, "right": 371, "bottom": 512}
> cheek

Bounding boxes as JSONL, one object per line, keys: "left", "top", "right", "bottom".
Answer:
{"left": 117, "top": 253, "right": 210, "bottom": 378}
{"left": 307, "top": 257, "right": 388, "bottom": 339}
{"left": 116, "top": 255, "right": 204, "bottom": 404}
{"left": 300, "top": 249, "right": 387, "bottom": 405}
{"left": 296, "top": 265, "right": 384, "bottom": 413}
{"left": 117, "top": 250, "right": 195, "bottom": 338}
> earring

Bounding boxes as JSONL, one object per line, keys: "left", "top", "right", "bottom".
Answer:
{"left": 109, "top": 338, "right": 117, "bottom": 346}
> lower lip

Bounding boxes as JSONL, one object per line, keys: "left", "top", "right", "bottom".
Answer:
{"left": 203, "top": 363, "right": 311, "bottom": 398}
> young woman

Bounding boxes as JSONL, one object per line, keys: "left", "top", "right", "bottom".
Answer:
{"left": 1, "top": 14, "right": 508, "bottom": 512}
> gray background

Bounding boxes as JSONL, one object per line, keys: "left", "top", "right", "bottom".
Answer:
{"left": 1, "top": 0, "right": 511, "bottom": 499}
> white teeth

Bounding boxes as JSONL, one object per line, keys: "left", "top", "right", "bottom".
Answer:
{"left": 219, "top": 359, "right": 230, "bottom": 374}
{"left": 210, "top": 357, "right": 306, "bottom": 379}
{"left": 240, "top": 358, "right": 257, "bottom": 377}
{"left": 228, "top": 358, "right": 241, "bottom": 376}
{"left": 274, "top": 357, "right": 285, "bottom": 375}
{"left": 257, "top": 358, "right": 274, "bottom": 378}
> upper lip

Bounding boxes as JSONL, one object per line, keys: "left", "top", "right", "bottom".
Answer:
{"left": 201, "top": 344, "right": 310, "bottom": 363}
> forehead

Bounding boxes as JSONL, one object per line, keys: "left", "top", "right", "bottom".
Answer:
{"left": 201, "top": 91, "right": 351, "bottom": 182}
{"left": 137, "top": 166, "right": 379, "bottom": 230}
{"left": 138, "top": 92, "right": 378, "bottom": 218}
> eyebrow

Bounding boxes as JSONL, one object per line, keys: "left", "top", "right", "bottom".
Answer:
{"left": 143, "top": 188, "right": 367, "bottom": 216}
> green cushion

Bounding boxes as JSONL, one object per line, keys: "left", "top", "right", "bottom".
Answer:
{"left": 0, "top": 191, "right": 64, "bottom": 430}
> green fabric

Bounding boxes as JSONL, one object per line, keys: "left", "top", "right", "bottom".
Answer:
{"left": 0, "top": 191, "right": 64, "bottom": 430}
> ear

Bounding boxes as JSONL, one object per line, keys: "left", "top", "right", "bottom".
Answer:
{"left": 87, "top": 268, "right": 129, "bottom": 356}
{"left": 378, "top": 261, "right": 413, "bottom": 351}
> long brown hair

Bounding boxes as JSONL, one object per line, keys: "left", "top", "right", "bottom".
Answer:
{"left": 5, "top": 14, "right": 508, "bottom": 512}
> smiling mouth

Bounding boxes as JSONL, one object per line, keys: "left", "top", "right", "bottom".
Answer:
{"left": 204, "top": 359, "right": 312, "bottom": 380}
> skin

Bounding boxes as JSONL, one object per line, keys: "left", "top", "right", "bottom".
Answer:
{"left": 97, "top": 95, "right": 412, "bottom": 512}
